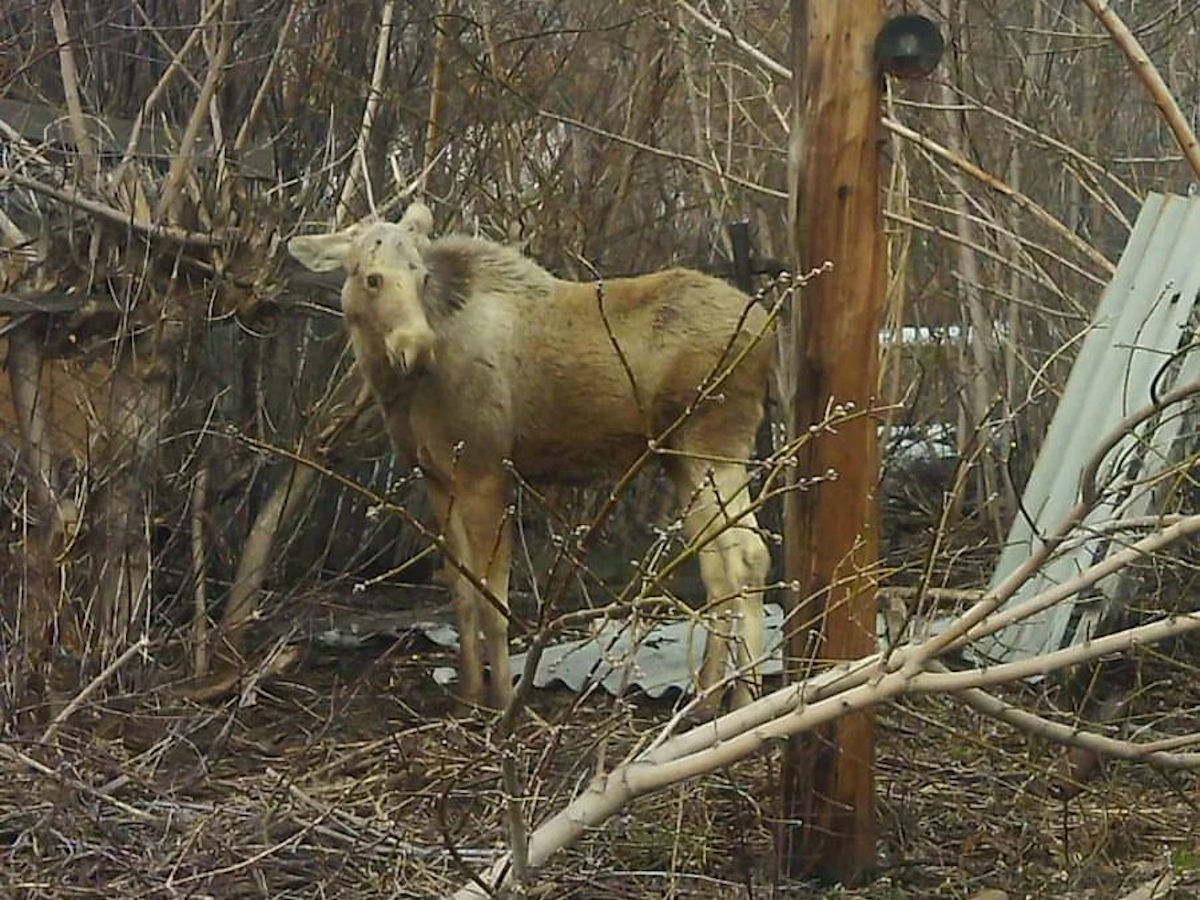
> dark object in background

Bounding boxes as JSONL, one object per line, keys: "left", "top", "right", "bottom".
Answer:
{"left": 721, "top": 220, "right": 787, "bottom": 291}
{"left": 727, "top": 220, "right": 754, "bottom": 294}
{"left": 875, "top": 14, "right": 945, "bottom": 80}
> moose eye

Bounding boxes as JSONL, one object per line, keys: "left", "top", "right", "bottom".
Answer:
{"left": 365, "top": 273, "right": 382, "bottom": 290}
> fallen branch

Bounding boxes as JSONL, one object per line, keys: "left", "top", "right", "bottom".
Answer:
{"left": 451, "top": 597, "right": 1200, "bottom": 898}
{"left": 190, "top": 464, "right": 211, "bottom": 677}
{"left": 2, "top": 169, "right": 234, "bottom": 247}
{"left": 0, "top": 741, "right": 157, "bottom": 823}
{"left": 936, "top": 662, "right": 1200, "bottom": 771}
{"left": 41, "top": 635, "right": 149, "bottom": 743}
{"left": 446, "top": 386, "right": 1200, "bottom": 896}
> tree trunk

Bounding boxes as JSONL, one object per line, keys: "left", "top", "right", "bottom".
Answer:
{"left": 779, "top": 0, "right": 881, "bottom": 885}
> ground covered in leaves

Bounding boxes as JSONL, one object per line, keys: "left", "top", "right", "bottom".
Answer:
{"left": 2, "top": 632, "right": 1198, "bottom": 900}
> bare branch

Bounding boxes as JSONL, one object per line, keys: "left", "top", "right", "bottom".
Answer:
{"left": 538, "top": 109, "right": 787, "bottom": 200}
{"left": 154, "top": 0, "right": 234, "bottom": 223}
{"left": 113, "top": 0, "right": 226, "bottom": 182}
{"left": 48, "top": 0, "right": 98, "bottom": 181}
{"left": 418, "top": 0, "right": 453, "bottom": 196}
{"left": 932, "top": 662, "right": 1200, "bottom": 771}
{"left": 41, "top": 636, "right": 150, "bottom": 743}
{"left": 2, "top": 169, "right": 233, "bottom": 247}
{"left": 336, "top": 0, "right": 397, "bottom": 226}
{"left": 1082, "top": 0, "right": 1200, "bottom": 180}
{"left": 234, "top": 0, "right": 303, "bottom": 153}
{"left": 676, "top": 0, "right": 1116, "bottom": 275}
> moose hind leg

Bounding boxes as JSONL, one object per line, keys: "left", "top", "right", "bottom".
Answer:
{"left": 670, "top": 459, "right": 770, "bottom": 710}
{"left": 727, "top": 530, "right": 769, "bottom": 709}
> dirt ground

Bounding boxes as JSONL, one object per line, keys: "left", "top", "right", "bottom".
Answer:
{"left": 2, "top": 614, "right": 1198, "bottom": 900}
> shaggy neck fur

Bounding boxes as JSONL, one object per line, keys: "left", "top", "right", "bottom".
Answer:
{"left": 421, "top": 235, "right": 555, "bottom": 326}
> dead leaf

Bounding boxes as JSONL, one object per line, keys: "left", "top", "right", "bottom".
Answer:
{"left": 1118, "top": 871, "right": 1175, "bottom": 900}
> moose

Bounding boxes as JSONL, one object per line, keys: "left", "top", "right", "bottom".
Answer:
{"left": 288, "top": 203, "right": 774, "bottom": 710}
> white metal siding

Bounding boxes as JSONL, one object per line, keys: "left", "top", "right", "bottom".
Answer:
{"left": 978, "top": 192, "right": 1200, "bottom": 662}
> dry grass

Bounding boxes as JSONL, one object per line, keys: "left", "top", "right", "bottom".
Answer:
{"left": 2, "top": 631, "right": 1197, "bottom": 900}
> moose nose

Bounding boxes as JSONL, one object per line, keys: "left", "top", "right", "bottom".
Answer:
{"left": 385, "top": 326, "right": 437, "bottom": 374}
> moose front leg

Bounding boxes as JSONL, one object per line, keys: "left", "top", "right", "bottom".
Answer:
{"left": 427, "top": 472, "right": 514, "bottom": 709}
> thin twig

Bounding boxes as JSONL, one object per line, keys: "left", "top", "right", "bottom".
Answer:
{"left": 190, "top": 464, "right": 211, "bottom": 678}
{"left": 233, "top": 0, "right": 302, "bottom": 152}
{"left": 1082, "top": 0, "right": 1200, "bottom": 179}
{"left": 48, "top": 0, "right": 98, "bottom": 181}
{"left": 675, "top": 0, "right": 1116, "bottom": 275}
{"left": 154, "top": 0, "right": 233, "bottom": 223}
{"left": 41, "top": 635, "right": 150, "bottom": 743}
{"left": 336, "top": 0, "right": 396, "bottom": 226}
{"left": 1, "top": 169, "right": 233, "bottom": 247}
{"left": 113, "top": 0, "right": 225, "bottom": 182}
{"left": 575, "top": 257, "right": 649, "bottom": 431}
{"left": 538, "top": 109, "right": 786, "bottom": 200}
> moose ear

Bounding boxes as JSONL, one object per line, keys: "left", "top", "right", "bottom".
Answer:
{"left": 399, "top": 202, "right": 433, "bottom": 238}
{"left": 288, "top": 230, "right": 355, "bottom": 272}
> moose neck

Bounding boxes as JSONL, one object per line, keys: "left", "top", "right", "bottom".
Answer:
{"left": 422, "top": 235, "right": 555, "bottom": 329}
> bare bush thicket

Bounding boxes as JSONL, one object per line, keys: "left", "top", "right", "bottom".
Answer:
{"left": 1, "top": 1, "right": 1199, "bottom": 898}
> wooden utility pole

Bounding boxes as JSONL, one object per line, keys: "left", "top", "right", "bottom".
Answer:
{"left": 780, "top": 0, "right": 882, "bottom": 886}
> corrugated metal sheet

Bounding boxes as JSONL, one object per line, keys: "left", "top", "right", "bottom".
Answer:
{"left": 977, "top": 191, "right": 1200, "bottom": 663}
{"left": 432, "top": 604, "right": 786, "bottom": 698}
